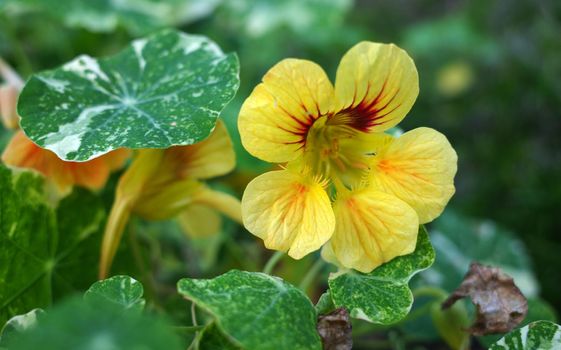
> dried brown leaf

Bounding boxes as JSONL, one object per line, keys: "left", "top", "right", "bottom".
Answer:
{"left": 317, "top": 307, "right": 352, "bottom": 350}
{"left": 442, "top": 262, "right": 528, "bottom": 336}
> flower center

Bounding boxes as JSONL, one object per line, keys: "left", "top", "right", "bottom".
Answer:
{"left": 302, "top": 116, "right": 370, "bottom": 187}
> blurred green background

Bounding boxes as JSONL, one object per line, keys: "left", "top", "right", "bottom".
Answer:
{"left": 1, "top": 0, "right": 560, "bottom": 347}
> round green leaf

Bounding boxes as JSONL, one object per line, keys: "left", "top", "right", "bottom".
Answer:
{"left": 84, "top": 275, "right": 145, "bottom": 312}
{"left": 328, "top": 226, "right": 435, "bottom": 324}
{"left": 490, "top": 321, "right": 561, "bottom": 350}
{"left": 177, "top": 270, "right": 322, "bottom": 350}
{"left": 18, "top": 29, "right": 239, "bottom": 161}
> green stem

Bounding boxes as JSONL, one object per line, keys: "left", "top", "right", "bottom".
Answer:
{"left": 262, "top": 251, "right": 284, "bottom": 275}
{"left": 298, "top": 259, "right": 325, "bottom": 293}
{"left": 412, "top": 286, "right": 448, "bottom": 300}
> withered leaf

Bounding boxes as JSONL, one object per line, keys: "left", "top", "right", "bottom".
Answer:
{"left": 317, "top": 308, "right": 352, "bottom": 350}
{"left": 442, "top": 262, "right": 528, "bottom": 336}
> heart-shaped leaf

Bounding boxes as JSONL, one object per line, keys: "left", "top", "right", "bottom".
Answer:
{"left": 328, "top": 226, "right": 435, "bottom": 324}
{"left": 177, "top": 270, "right": 322, "bottom": 350}
{"left": 18, "top": 29, "right": 239, "bottom": 161}
{"left": 490, "top": 321, "right": 561, "bottom": 350}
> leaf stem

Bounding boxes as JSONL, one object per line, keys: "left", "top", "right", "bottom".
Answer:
{"left": 191, "top": 302, "right": 198, "bottom": 326}
{"left": 262, "top": 251, "right": 284, "bottom": 275}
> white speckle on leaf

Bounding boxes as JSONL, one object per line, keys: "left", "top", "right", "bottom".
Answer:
{"left": 132, "top": 38, "right": 148, "bottom": 71}
{"left": 42, "top": 104, "right": 116, "bottom": 159}
{"left": 38, "top": 76, "right": 69, "bottom": 93}
{"left": 63, "top": 55, "right": 110, "bottom": 82}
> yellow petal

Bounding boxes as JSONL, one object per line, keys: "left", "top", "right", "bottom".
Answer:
{"left": 370, "top": 127, "right": 457, "bottom": 223}
{"left": 0, "top": 84, "right": 20, "bottom": 129}
{"left": 330, "top": 189, "right": 418, "bottom": 273}
{"left": 241, "top": 170, "right": 335, "bottom": 259}
{"left": 239, "top": 59, "right": 334, "bottom": 163}
{"left": 178, "top": 204, "right": 222, "bottom": 238}
{"left": 164, "top": 120, "right": 235, "bottom": 180}
{"left": 332, "top": 42, "right": 418, "bottom": 132}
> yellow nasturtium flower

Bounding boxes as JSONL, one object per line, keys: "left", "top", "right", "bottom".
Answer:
{"left": 239, "top": 42, "right": 457, "bottom": 273}
{"left": 99, "top": 121, "right": 242, "bottom": 278}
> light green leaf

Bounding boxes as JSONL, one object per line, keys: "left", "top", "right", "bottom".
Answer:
{"left": 4, "top": 296, "right": 183, "bottom": 350}
{"left": 177, "top": 270, "right": 322, "bottom": 350}
{"left": 490, "top": 321, "right": 561, "bottom": 350}
{"left": 84, "top": 275, "right": 145, "bottom": 312}
{"left": 3, "top": 0, "right": 221, "bottom": 35}
{"left": 328, "top": 226, "right": 435, "bottom": 324}
{"left": 418, "top": 211, "right": 539, "bottom": 297}
{"left": 0, "top": 165, "right": 105, "bottom": 325}
{"left": 18, "top": 29, "right": 239, "bottom": 161}
{"left": 0, "top": 309, "right": 44, "bottom": 347}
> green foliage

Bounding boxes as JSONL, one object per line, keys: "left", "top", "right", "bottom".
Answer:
{"left": 490, "top": 321, "right": 561, "bottom": 350}
{"left": 4, "top": 296, "right": 183, "bottom": 350}
{"left": 178, "top": 270, "right": 322, "bottom": 350}
{"left": 2, "top": 0, "right": 220, "bottom": 35}
{"left": 18, "top": 29, "right": 239, "bottom": 161}
{"left": 0, "top": 165, "right": 105, "bottom": 324}
{"left": 0, "top": 308, "right": 44, "bottom": 348}
{"left": 419, "top": 211, "right": 538, "bottom": 297}
{"left": 328, "top": 226, "right": 435, "bottom": 324}
{"left": 84, "top": 275, "right": 145, "bottom": 313}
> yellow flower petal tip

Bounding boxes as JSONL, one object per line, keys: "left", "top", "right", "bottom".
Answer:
{"left": 332, "top": 42, "right": 419, "bottom": 133}
{"left": 370, "top": 127, "right": 458, "bottom": 223}
{"left": 330, "top": 189, "right": 419, "bottom": 273}
{"left": 241, "top": 170, "right": 335, "bottom": 259}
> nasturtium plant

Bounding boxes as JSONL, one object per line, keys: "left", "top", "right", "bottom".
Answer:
{"left": 4, "top": 4, "right": 552, "bottom": 349}
{"left": 490, "top": 321, "right": 561, "bottom": 350}
{"left": 327, "top": 226, "right": 435, "bottom": 324}
{"left": 178, "top": 270, "right": 322, "bottom": 350}
{"left": 18, "top": 29, "right": 239, "bottom": 161}
{"left": 238, "top": 40, "right": 457, "bottom": 274}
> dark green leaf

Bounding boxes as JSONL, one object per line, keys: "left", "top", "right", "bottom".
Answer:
{"left": 19, "top": 29, "right": 239, "bottom": 161}
{"left": 177, "top": 270, "right": 322, "bottom": 350}
{"left": 0, "top": 165, "right": 105, "bottom": 325}
{"left": 328, "top": 226, "right": 435, "bottom": 324}
{"left": 197, "top": 323, "right": 241, "bottom": 350}
{"left": 419, "top": 211, "right": 539, "bottom": 297}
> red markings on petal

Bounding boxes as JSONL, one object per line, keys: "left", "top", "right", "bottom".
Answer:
{"left": 331, "top": 79, "right": 402, "bottom": 132}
